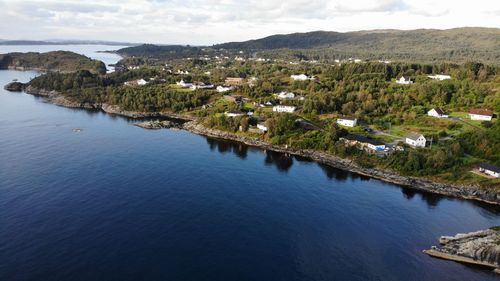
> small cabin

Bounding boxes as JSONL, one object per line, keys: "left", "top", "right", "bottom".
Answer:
{"left": 337, "top": 117, "right": 358, "bottom": 127}
{"left": 427, "top": 108, "right": 448, "bottom": 118}
{"left": 479, "top": 163, "right": 500, "bottom": 178}
{"left": 405, "top": 133, "right": 426, "bottom": 148}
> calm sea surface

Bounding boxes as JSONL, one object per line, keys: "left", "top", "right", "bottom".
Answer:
{"left": 0, "top": 46, "right": 499, "bottom": 281}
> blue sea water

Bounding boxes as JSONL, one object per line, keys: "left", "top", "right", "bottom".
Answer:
{"left": 0, "top": 46, "right": 499, "bottom": 281}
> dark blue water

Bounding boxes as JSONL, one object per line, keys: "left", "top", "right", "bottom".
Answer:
{"left": 1, "top": 47, "right": 500, "bottom": 281}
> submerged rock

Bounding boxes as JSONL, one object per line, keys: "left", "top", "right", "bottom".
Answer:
{"left": 424, "top": 228, "right": 500, "bottom": 273}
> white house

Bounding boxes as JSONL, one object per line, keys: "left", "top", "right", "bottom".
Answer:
{"left": 216, "top": 86, "right": 233, "bottom": 93}
{"left": 273, "top": 105, "right": 296, "bottom": 113}
{"left": 428, "top": 74, "right": 451, "bottom": 81}
{"left": 427, "top": 108, "right": 448, "bottom": 118}
{"left": 396, "top": 76, "right": 414, "bottom": 85}
{"left": 290, "top": 74, "right": 313, "bottom": 81}
{"left": 124, "top": 79, "right": 148, "bottom": 86}
{"left": 277, "top": 91, "right": 295, "bottom": 99}
{"left": 257, "top": 123, "right": 268, "bottom": 132}
{"left": 337, "top": 117, "right": 358, "bottom": 127}
{"left": 137, "top": 79, "right": 147, "bottom": 85}
{"left": 469, "top": 109, "right": 493, "bottom": 121}
{"left": 479, "top": 163, "right": 500, "bottom": 178}
{"left": 176, "top": 80, "right": 193, "bottom": 88}
{"left": 190, "top": 83, "right": 214, "bottom": 90}
{"left": 225, "top": 110, "right": 247, "bottom": 117}
{"left": 405, "top": 133, "right": 426, "bottom": 148}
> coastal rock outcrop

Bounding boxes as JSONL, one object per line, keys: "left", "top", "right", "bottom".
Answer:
{"left": 134, "top": 120, "right": 182, "bottom": 129}
{"left": 424, "top": 228, "right": 500, "bottom": 273}
{"left": 4, "top": 81, "right": 26, "bottom": 92}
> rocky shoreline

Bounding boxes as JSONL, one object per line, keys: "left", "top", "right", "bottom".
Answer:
{"left": 9, "top": 86, "right": 500, "bottom": 205}
{"left": 424, "top": 228, "right": 500, "bottom": 273}
{"left": 183, "top": 121, "right": 500, "bottom": 205}
{"left": 24, "top": 86, "right": 194, "bottom": 121}
{"left": 134, "top": 120, "right": 183, "bottom": 129}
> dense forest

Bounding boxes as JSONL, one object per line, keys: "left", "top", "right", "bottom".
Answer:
{"left": 0, "top": 51, "right": 106, "bottom": 74}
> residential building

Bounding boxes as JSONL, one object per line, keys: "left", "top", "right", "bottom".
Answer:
{"left": 405, "top": 133, "right": 426, "bottom": 148}
{"left": 190, "top": 82, "right": 214, "bottom": 90}
{"left": 176, "top": 79, "right": 193, "bottom": 88}
{"left": 225, "top": 77, "right": 245, "bottom": 86}
{"left": 469, "top": 109, "right": 493, "bottom": 121}
{"left": 225, "top": 110, "right": 247, "bottom": 117}
{"left": 396, "top": 76, "right": 413, "bottom": 85}
{"left": 341, "top": 134, "right": 386, "bottom": 152}
{"left": 277, "top": 91, "right": 295, "bottom": 99}
{"left": 257, "top": 123, "right": 268, "bottom": 132}
{"left": 217, "top": 86, "right": 233, "bottom": 93}
{"left": 428, "top": 74, "right": 451, "bottom": 80}
{"left": 479, "top": 163, "right": 500, "bottom": 178}
{"left": 290, "top": 74, "right": 311, "bottom": 81}
{"left": 124, "top": 79, "right": 148, "bottom": 86}
{"left": 427, "top": 108, "right": 448, "bottom": 118}
{"left": 337, "top": 117, "right": 358, "bottom": 127}
{"left": 273, "top": 105, "right": 296, "bottom": 113}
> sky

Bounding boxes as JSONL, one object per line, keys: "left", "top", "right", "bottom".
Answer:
{"left": 0, "top": 0, "right": 499, "bottom": 45}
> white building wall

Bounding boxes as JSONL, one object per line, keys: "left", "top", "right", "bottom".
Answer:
{"left": 469, "top": 114, "right": 492, "bottom": 121}
{"left": 337, "top": 119, "right": 357, "bottom": 127}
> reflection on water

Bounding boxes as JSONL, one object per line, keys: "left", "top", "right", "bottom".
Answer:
{"left": 264, "top": 150, "right": 293, "bottom": 172}
{"left": 317, "top": 163, "right": 350, "bottom": 182}
{"left": 204, "top": 136, "right": 500, "bottom": 215}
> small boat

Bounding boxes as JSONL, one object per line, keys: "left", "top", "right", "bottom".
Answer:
{"left": 72, "top": 128, "right": 82, "bottom": 133}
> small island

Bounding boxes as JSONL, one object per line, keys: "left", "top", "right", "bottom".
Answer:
{"left": 4, "top": 81, "right": 26, "bottom": 91}
{"left": 424, "top": 227, "right": 500, "bottom": 273}
{"left": 0, "top": 51, "right": 106, "bottom": 74}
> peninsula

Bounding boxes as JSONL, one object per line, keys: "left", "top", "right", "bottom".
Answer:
{"left": 4, "top": 28, "right": 500, "bottom": 204}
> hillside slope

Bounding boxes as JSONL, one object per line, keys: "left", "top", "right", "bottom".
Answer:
{"left": 215, "top": 28, "right": 500, "bottom": 63}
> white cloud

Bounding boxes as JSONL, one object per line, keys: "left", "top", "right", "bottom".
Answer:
{"left": 0, "top": 0, "right": 498, "bottom": 44}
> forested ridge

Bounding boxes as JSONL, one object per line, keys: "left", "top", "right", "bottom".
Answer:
{"left": 117, "top": 28, "right": 500, "bottom": 64}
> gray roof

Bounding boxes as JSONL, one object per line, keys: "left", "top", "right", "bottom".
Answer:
{"left": 406, "top": 133, "right": 424, "bottom": 141}
{"left": 338, "top": 116, "right": 357, "bottom": 121}
{"left": 432, "top": 107, "right": 445, "bottom": 115}
{"left": 343, "top": 134, "right": 385, "bottom": 146}
{"left": 479, "top": 163, "right": 500, "bottom": 173}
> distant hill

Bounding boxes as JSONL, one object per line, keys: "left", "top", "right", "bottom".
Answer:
{"left": 116, "top": 44, "right": 205, "bottom": 59}
{"left": 214, "top": 27, "right": 500, "bottom": 63}
{"left": 0, "top": 51, "right": 107, "bottom": 74}
{"left": 0, "top": 40, "right": 136, "bottom": 46}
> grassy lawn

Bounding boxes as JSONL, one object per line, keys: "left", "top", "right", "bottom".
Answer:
{"left": 242, "top": 102, "right": 255, "bottom": 110}
{"left": 387, "top": 115, "right": 478, "bottom": 138}
{"left": 448, "top": 111, "right": 469, "bottom": 119}
{"left": 169, "top": 84, "right": 195, "bottom": 93}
